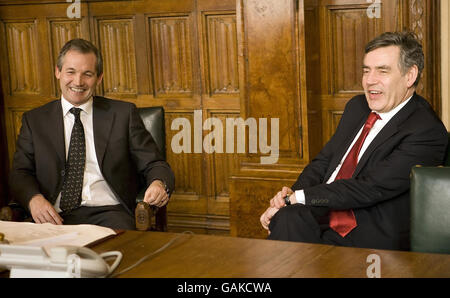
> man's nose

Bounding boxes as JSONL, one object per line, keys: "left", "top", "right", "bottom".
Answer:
{"left": 73, "top": 73, "right": 83, "bottom": 86}
{"left": 364, "top": 71, "right": 378, "bottom": 85}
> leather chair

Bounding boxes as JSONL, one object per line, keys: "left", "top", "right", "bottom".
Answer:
{"left": 410, "top": 133, "right": 450, "bottom": 254}
{"left": 135, "top": 106, "right": 168, "bottom": 232}
{"left": 0, "top": 106, "right": 167, "bottom": 232}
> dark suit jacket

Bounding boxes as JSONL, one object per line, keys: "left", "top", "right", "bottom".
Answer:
{"left": 292, "top": 93, "right": 448, "bottom": 250}
{"left": 9, "top": 96, "right": 175, "bottom": 216}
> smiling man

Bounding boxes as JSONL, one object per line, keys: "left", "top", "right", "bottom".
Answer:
{"left": 9, "top": 39, "right": 174, "bottom": 230}
{"left": 260, "top": 32, "right": 448, "bottom": 250}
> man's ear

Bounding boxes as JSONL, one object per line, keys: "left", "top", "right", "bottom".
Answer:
{"left": 406, "top": 65, "right": 419, "bottom": 88}
{"left": 96, "top": 73, "right": 104, "bottom": 86}
{"left": 55, "top": 65, "right": 61, "bottom": 79}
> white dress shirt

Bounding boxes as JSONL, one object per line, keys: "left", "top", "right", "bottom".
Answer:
{"left": 294, "top": 97, "right": 412, "bottom": 204}
{"left": 54, "top": 96, "right": 120, "bottom": 212}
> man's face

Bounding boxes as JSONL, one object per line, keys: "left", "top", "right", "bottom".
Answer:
{"left": 362, "top": 45, "right": 417, "bottom": 113}
{"left": 55, "top": 50, "right": 103, "bottom": 106}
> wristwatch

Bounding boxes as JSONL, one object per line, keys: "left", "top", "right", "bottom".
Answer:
{"left": 284, "top": 195, "right": 291, "bottom": 206}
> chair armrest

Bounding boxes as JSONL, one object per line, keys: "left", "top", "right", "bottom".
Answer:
{"left": 0, "top": 203, "right": 30, "bottom": 222}
{"left": 135, "top": 192, "right": 168, "bottom": 232}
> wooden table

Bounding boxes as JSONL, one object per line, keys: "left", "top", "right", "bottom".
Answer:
{"left": 92, "top": 230, "right": 450, "bottom": 278}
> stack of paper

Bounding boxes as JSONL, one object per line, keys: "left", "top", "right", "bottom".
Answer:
{"left": 0, "top": 220, "right": 116, "bottom": 248}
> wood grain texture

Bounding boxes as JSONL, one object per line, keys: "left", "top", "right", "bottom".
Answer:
{"left": 98, "top": 18, "right": 138, "bottom": 97}
{"left": 92, "top": 230, "right": 450, "bottom": 277}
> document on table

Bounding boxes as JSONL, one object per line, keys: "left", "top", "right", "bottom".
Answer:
{"left": 0, "top": 220, "right": 116, "bottom": 248}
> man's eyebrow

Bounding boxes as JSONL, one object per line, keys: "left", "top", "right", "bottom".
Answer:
{"left": 362, "top": 65, "right": 391, "bottom": 70}
{"left": 376, "top": 65, "right": 391, "bottom": 70}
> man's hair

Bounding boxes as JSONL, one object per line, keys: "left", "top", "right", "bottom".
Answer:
{"left": 365, "top": 31, "right": 424, "bottom": 87}
{"left": 56, "top": 38, "right": 103, "bottom": 76}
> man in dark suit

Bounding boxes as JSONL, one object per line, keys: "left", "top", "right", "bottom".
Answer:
{"left": 9, "top": 39, "right": 174, "bottom": 230}
{"left": 260, "top": 32, "right": 448, "bottom": 250}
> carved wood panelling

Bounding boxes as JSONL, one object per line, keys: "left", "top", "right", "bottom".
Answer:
{"left": 409, "top": 0, "right": 426, "bottom": 95}
{"left": 329, "top": 110, "right": 343, "bottom": 141}
{"left": 328, "top": 7, "right": 383, "bottom": 94}
{"left": 208, "top": 112, "right": 240, "bottom": 199}
{"left": 230, "top": 177, "right": 291, "bottom": 238}
{"left": 5, "top": 21, "right": 39, "bottom": 95}
{"left": 204, "top": 14, "right": 239, "bottom": 96}
{"left": 149, "top": 16, "right": 193, "bottom": 97}
{"left": 98, "top": 18, "right": 137, "bottom": 97}
{"left": 165, "top": 111, "right": 203, "bottom": 196}
{"left": 49, "top": 20, "right": 83, "bottom": 97}
{"left": 11, "top": 109, "right": 26, "bottom": 141}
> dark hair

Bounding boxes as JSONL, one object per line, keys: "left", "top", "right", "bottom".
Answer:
{"left": 365, "top": 32, "right": 424, "bottom": 87}
{"left": 56, "top": 38, "right": 103, "bottom": 76}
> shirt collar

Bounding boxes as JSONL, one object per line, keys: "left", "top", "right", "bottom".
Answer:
{"left": 61, "top": 96, "right": 93, "bottom": 117}
{"left": 375, "top": 95, "right": 412, "bottom": 123}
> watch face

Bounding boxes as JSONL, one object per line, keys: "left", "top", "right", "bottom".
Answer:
{"left": 284, "top": 195, "right": 291, "bottom": 205}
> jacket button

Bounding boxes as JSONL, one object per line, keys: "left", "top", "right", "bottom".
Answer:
{"left": 61, "top": 170, "right": 65, "bottom": 177}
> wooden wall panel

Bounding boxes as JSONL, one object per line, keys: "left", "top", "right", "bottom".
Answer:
{"left": 204, "top": 13, "right": 239, "bottom": 96}
{"left": 328, "top": 8, "right": 382, "bottom": 94}
{"left": 165, "top": 111, "right": 203, "bottom": 196}
{"left": 149, "top": 16, "right": 193, "bottom": 97}
{"left": 97, "top": 18, "right": 138, "bottom": 97}
{"left": 319, "top": 2, "right": 386, "bottom": 141}
{"left": 241, "top": 0, "right": 304, "bottom": 158}
{"left": 206, "top": 111, "right": 241, "bottom": 217}
{"left": 5, "top": 21, "right": 40, "bottom": 95}
{"left": 0, "top": 77, "right": 6, "bottom": 207}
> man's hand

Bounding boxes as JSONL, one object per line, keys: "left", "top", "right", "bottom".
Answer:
{"left": 260, "top": 206, "right": 279, "bottom": 231}
{"left": 143, "top": 180, "right": 169, "bottom": 207}
{"left": 260, "top": 187, "right": 296, "bottom": 233}
{"left": 270, "top": 186, "right": 295, "bottom": 209}
{"left": 29, "top": 194, "right": 63, "bottom": 225}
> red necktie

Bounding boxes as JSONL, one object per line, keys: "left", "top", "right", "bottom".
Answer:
{"left": 329, "top": 112, "right": 381, "bottom": 237}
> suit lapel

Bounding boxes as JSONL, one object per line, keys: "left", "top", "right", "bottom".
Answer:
{"left": 92, "top": 97, "right": 114, "bottom": 170}
{"left": 353, "top": 94, "right": 419, "bottom": 177}
{"left": 323, "top": 110, "right": 369, "bottom": 182}
{"left": 48, "top": 101, "right": 66, "bottom": 165}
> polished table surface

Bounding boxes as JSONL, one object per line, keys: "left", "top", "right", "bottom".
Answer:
{"left": 92, "top": 230, "right": 450, "bottom": 278}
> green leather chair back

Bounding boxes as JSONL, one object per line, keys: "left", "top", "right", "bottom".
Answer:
{"left": 410, "top": 166, "right": 450, "bottom": 254}
{"left": 138, "top": 106, "right": 166, "bottom": 159}
{"left": 136, "top": 106, "right": 167, "bottom": 231}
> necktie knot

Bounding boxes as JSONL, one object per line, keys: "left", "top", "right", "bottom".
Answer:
{"left": 365, "top": 112, "right": 381, "bottom": 129}
{"left": 70, "top": 107, "right": 82, "bottom": 120}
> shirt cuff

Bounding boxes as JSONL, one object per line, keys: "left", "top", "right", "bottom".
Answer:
{"left": 294, "top": 190, "right": 306, "bottom": 205}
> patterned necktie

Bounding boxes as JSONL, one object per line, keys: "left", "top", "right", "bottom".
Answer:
{"left": 329, "top": 112, "right": 381, "bottom": 237}
{"left": 60, "top": 107, "right": 85, "bottom": 212}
